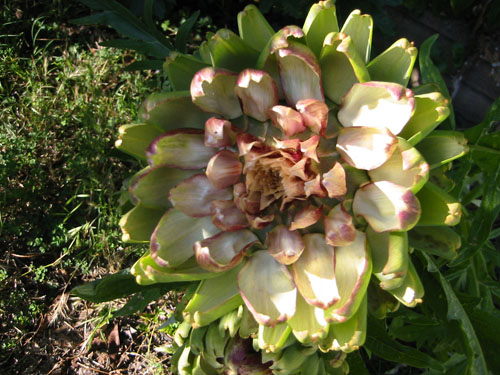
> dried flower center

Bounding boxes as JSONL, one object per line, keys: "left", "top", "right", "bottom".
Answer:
{"left": 242, "top": 148, "right": 311, "bottom": 214}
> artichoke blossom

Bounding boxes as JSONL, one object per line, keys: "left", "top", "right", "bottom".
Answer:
{"left": 115, "top": 1, "right": 465, "bottom": 373}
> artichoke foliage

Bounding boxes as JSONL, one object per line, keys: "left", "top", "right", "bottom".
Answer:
{"left": 113, "top": 2, "right": 467, "bottom": 374}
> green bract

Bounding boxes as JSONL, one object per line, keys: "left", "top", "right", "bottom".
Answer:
{"left": 115, "top": 2, "right": 466, "bottom": 374}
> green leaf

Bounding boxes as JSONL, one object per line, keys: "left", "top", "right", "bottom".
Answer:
{"left": 257, "top": 323, "right": 292, "bottom": 353}
{"left": 237, "top": 4, "right": 274, "bottom": 51}
{"left": 368, "top": 137, "right": 429, "bottom": 194}
{"left": 270, "top": 344, "right": 315, "bottom": 373}
{"left": 129, "top": 165, "right": 197, "bottom": 209}
{"left": 302, "top": 0, "right": 339, "bottom": 58}
{"left": 143, "top": 0, "right": 156, "bottom": 32}
{"left": 417, "top": 181, "right": 462, "bottom": 226}
{"left": 425, "top": 354, "right": 469, "bottom": 375}
{"left": 416, "top": 130, "right": 468, "bottom": 169}
{"left": 324, "top": 294, "right": 367, "bottom": 353}
{"left": 151, "top": 209, "right": 218, "bottom": 268}
{"left": 139, "top": 91, "right": 212, "bottom": 132}
{"left": 208, "top": 29, "right": 260, "bottom": 72}
{"left": 451, "top": 97, "right": 500, "bottom": 198}
{"left": 115, "top": 123, "right": 164, "bottom": 160}
{"left": 451, "top": 160, "right": 500, "bottom": 266}
{"left": 131, "top": 255, "right": 223, "bottom": 285}
{"left": 71, "top": 269, "right": 182, "bottom": 303}
{"left": 100, "top": 38, "right": 165, "bottom": 57}
{"left": 164, "top": 53, "right": 209, "bottom": 91}
{"left": 365, "top": 314, "right": 444, "bottom": 371}
{"left": 367, "top": 229, "right": 408, "bottom": 291}
{"left": 183, "top": 266, "right": 243, "bottom": 328}
{"left": 408, "top": 226, "right": 461, "bottom": 260}
{"left": 340, "top": 10, "right": 373, "bottom": 64}
{"left": 176, "top": 11, "right": 200, "bottom": 54}
{"left": 287, "top": 294, "right": 328, "bottom": 344}
{"left": 124, "top": 60, "right": 164, "bottom": 71}
{"left": 324, "top": 231, "right": 372, "bottom": 323}
{"left": 238, "top": 251, "right": 297, "bottom": 327}
{"left": 189, "top": 326, "right": 208, "bottom": 356}
{"left": 400, "top": 92, "right": 451, "bottom": 146}
{"left": 146, "top": 131, "right": 216, "bottom": 169}
{"left": 346, "top": 350, "right": 370, "bottom": 375}
{"left": 423, "top": 253, "right": 489, "bottom": 375}
{"left": 119, "top": 203, "right": 165, "bottom": 243}
{"left": 367, "top": 38, "right": 417, "bottom": 87}
{"left": 419, "top": 34, "right": 455, "bottom": 129}
{"left": 469, "top": 309, "right": 500, "bottom": 373}
{"left": 114, "top": 285, "right": 171, "bottom": 317}
{"left": 74, "top": 0, "right": 172, "bottom": 56}
{"left": 387, "top": 260, "right": 424, "bottom": 308}
{"left": 320, "top": 32, "right": 370, "bottom": 104}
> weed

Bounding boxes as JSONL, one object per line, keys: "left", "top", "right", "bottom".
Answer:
{"left": 0, "top": 4, "right": 161, "bottom": 370}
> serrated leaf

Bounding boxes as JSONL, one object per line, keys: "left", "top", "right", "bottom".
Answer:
{"left": 469, "top": 309, "right": 500, "bottom": 373}
{"left": 365, "top": 314, "right": 444, "bottom": 371}
{"left": 71, "top": 269, "right": 182, "bottom": 304}
{"left": 408, "top": 226, "right": 461, "bottom": 260}
{"left": 451, "top": 159, "right": 500, "bottom": 266}
{"left": 423, "top": 253, "right": 488, "bottom": 375}
{"left": 114, "top": 286, "right": 171, "bottom": 317}
{"left": 451, "top": 97, "right": 500, "bottom": 198}
{"left": 74, "top": 0, "right": 172, "bottom": 56}
{"left": 419, "top": 34, "right": 455, "bottom": 129}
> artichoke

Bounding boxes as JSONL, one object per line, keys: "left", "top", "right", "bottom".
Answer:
{"left": 115, "top": 1, "right": 466, "bottom": 373}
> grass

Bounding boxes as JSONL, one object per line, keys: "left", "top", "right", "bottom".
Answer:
{"left": 0, "top": 2, "right": 175, "bottom": 373}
